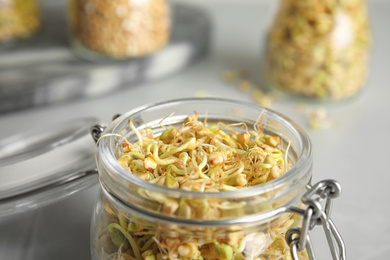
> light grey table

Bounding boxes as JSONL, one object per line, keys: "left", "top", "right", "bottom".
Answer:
{"left": 1, "top": 0, "right": 389, "bottom": 259}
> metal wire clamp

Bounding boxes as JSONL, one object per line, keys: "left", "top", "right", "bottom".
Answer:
{"left": 286, "top": 180, "right": 346, "bottom": 260}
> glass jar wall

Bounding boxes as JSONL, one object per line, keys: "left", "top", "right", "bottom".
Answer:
{"left": 0, "top": 0, "right": 41, "bottom": 44}
{"left": 91, "top": 98, "right": 313, "bottom": 260}
{"left": 263, "top": 0, "right": 371, "bottom": 100}
{"left": 67, "top": 0, "right": 171, "bottom": 60}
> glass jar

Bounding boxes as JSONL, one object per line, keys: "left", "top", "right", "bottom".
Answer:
{"left": 67, "top": 0, "right": 171, "bottom": 60}
{"left": 262, "top": 0, "right": 371, "bottom": 101}
{"left": 0, "top": 0, "right": 41, "bottom": 45}
{"left": 91, "top": 98, "right": 344, "bottom": 260}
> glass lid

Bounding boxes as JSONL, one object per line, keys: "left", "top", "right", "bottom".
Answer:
{"left": 0, "top": 118, "right": 99, "bottom": 217}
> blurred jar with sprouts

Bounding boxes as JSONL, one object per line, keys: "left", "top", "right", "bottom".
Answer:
{"left": 67, "top": 0, "right": 171, "bottom": 60}
{"left": 262, "top": 0, "right": 371, "bottom": 100}
{"left": 0, "top": 0, "right": 41, "bottom": 45}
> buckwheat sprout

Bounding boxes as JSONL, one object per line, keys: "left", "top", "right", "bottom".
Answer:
{"left": 200, "top": 143, "right": 218, "bottom": 152}
{"left": 158, "top": 112, "right": 175, "bottom": 130}
{"left": 284, "top": 140, "right": 291, "bottom": 173}
{"left": 254, "top": 135, "right": 265, "bottom": 147}
{"left": 255, "top": 162, "right": 273, "bottom": 169}
{"left": 179, "top": 152, "right": 189, "bottom": 177}
{"left": 108, "top": 223, "right": 142, "bottom": 259}
{"left": 254, "top": 109, "right": 265, "bottom": 134}
{"left": 220, "top": 184, "right": 238, "bottom": 191}
{"left": 159, "top": 145, "right": 184, "bottom": 159}
{"left": 129, "top": 119, "right": 144, "bottom": 151}
{"left": 120, "top": 152, "right": 145, "bottom": 160}
{"left": 221, "top": 162, "right": 243, "bottom": 177}
{"left": 214, "top": 140, "right": 246, "bottom": 155}
{"left": 208, "top": 164, "right": 221, "bottom": 180}
{"left": 167, "top": 164, "right": 185, "bottom": 176}
{"left": 152, "top": 237, "right": 168, "bottom": 256}
{"left": 198, "top": 152, "right": 208, "bottom": 172}
{"left": 131, "top": 162, "right": 145, "bottom": 172}
{"left": 94, "top": 133, "right": 135, "bottom": 172}
{"left": 199, "top": 180, "right": 207, "bottom": 192}
{"left": 188, "top": 168, "right": 200, "bottom": 180}
{"left": 190, "top": 150, "right": 198, "bottom": 168}
{"left": 141, "top": 237, "right": 156, "bottom": 252}
{"left": 274, "top": 157, "right": 285, "bottom": 166}
{"left": 191, "top": 151, "right": 209, "bottom": 180}
{"left": 160, "top": 137, "right": 196, "bottom": 159}
{"left": 147, "top": 142, "right": 177, "bottom": 165}
{"left": 216, "top": 201, "right": 246, "bottom": 209}
{"left": 214, "top": 122, "right": 238, "bottom": 135}
{"left": 143, "top": 123, "right": 153, "bottom": 138}
{"left": 96, "top": 133, "right": 133, "bottom": 150}
{"left": 204, "top": 111, "right": 208, "bottom": 127}
{"left": 148, "top": 177, "right": 160, "bottom": 185}
{"left": 221, "top": 161, "right": 245, "bottom": 179}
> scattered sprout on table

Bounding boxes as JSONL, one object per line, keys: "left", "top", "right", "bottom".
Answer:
{"left": 306, "top": 107, "right": 337, "bottom": 130}
{"left": 293, "top": 104, "right": 337, "bottom": 131}
{"left": 222, "top": 69, "right": 275, "bottom": 108}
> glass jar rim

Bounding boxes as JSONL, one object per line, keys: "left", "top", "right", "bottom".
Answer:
{"left": 97, "top": 97, "right": 313, "bottom": 200}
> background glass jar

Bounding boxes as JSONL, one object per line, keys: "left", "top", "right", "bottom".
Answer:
{"left": 91, "top": 98, "right": 315, "bottom": 260}
{"left": 0, "top": 0, "right": 41, "bottom": 45}
{"left": 67, "top": 0, "right": 171, "bottom": 60}
{"left": 262, "top": 0, "right": 371, "bottom": 101}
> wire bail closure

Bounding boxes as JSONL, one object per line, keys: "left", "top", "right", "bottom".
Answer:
{"left": 90, "top": 114, "right": 122, "bottom": 143}
{"left": 286, "top": 180, "right": 346, "bottom": 260}
{"left": 91, "top": 124, "right": 106, "bottom": 143}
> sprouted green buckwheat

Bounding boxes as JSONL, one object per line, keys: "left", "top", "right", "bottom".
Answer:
{"left": 96, "top": 113, "right": 308, "bottom": 260}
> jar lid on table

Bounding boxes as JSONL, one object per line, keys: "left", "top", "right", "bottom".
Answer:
{"left": 0, "top": 117, "right": 99, "bottom": 216}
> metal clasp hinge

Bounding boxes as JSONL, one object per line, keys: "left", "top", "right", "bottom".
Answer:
{"left": 90, "top": 124, "right": 106, "bottom": 143}
{"left": 90, "top": 114, "right": 121, "bottom": 143}
{"left": 286, "top": 180, "right": 346, "bottom": 260}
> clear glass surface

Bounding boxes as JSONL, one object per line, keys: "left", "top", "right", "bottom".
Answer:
{"left": 92, "top": 98, "right": 313, "bottom": 259}
{"left": 0, "top": 117, "right": 99, "bottom": 216}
